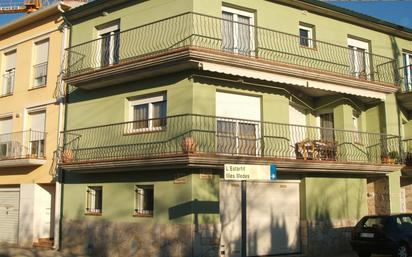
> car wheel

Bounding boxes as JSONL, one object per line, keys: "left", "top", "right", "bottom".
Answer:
{"left": 356, "top": 252, "right": 371, "bottom": 257}
{"left": 393, "top": 244, "right": 409, "bottom": 257}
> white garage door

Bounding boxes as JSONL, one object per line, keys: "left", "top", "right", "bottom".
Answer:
{"left": 0, "top": 188, "right": 20, "bottom": 244}
{"left": 220, "top": 181, "right": 300, "bottom": 257}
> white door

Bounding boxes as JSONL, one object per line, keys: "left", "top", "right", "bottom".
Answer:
{"left": 220, "top": 181, "right": 242, "bottom": 257}
{"left": 247, "top": 182, "right": 301, "bottom": 256}
{"left": 220, "top": 181, "right": 301, "bottom": 257}
{"left": 0, "top": 188, "right": 20, "bottom": 244}
{"left": 403, "top": 53, "right": 412, "bottom": 91}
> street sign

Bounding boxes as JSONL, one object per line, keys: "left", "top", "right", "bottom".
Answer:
{"left": 224, "top": 164, "right": 277, "bottom": 181}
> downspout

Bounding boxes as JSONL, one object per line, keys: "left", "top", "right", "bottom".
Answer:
{"left": 54, "top": 1, "right": 71, "bottom": 251}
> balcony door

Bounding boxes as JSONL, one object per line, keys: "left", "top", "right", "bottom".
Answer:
{"left": 348, "top": 38, "right": 370, "bottom": 80}
{"left": 320, "top": 113, "right": 335, "bottom": 142}
{"left": 216, "top": 92, "right": 261, "bottom": 156}
{"left": 28, "top": 110, "right": 46, "bottom": 158}
{"left": 0, "top": 116, "right": 12, "bottom": 158}
{"left": 403, "top": 52, "right": 412, "bottom": 91}
{"left": 222, "top": 6, "right": 255, "bottom": 56}
{"left": 97, "top": 22, "right": 120, "bottom": 67}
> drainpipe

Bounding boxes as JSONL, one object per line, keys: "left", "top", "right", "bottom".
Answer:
{"left": 54, "top": 1, "right": 70, "bottom": 250}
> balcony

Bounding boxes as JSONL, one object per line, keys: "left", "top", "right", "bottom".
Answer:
{"left": 64, "top": 12, "right": 397, "bottom": 91}
{"left": 60, "top": 114, "right": 402, "bottom": 173}
{"left": 0, "top": 130, "right": 47, "bottom": 167}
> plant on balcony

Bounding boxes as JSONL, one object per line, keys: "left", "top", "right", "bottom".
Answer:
{"left": 61, "top": 149, "right": 74, "bottom": 163}
{"left": 381, "top": 151, "right": 399, "bottom": 164}
{"left": 181, "top": 136, "right": 196, "bottom": 154}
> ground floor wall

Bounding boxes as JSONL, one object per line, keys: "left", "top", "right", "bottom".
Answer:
{"left": 60, "top": 168, "right": 400, "bottom": 257}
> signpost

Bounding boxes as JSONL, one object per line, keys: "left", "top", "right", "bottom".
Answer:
{"left": 223, "top": 164, "right": 276, "bottom": 257}
{"left": 224, "top": 164, "right": 277, "bottom": 181}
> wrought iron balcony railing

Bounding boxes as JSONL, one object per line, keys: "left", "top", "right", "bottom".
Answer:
{"left": 60, "top": 114, "right": 402, "bottom": 165}
{"left": 65, "top": 12, "right": 397, "bottom": 85}
{"left": 0, "top": 130, "right": 47, "bottom": 160}
{"left": 400, "top": 64, "right": 412, "bottom": 93}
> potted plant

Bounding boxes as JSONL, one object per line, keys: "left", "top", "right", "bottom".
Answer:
{"left": 181, "top": 136, "right": 196, "bottom": 154}
{"left": 61, "top": 149, "right": 74, "bottom": 163}
{"left": 382, "top": 151, "right": 399, "bottom": 164}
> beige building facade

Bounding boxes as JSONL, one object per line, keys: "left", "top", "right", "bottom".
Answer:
{"left": 0, "top": 2, "right": 82, "bottom": 248}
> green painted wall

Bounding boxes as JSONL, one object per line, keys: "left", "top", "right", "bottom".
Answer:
{"left": 62, "top": 170, "right": 193, "bottom": 224}
{"left": 305, "top": 177, "right": 368, "bottom": 221}
{"left": 66, "top": 73, "right": 193, "bottom": 129}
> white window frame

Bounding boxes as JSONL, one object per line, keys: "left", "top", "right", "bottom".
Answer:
{"left": 86, "top": 186, "right": 103, "bottom": 214}
{"left": 403, "top": 52, "right": 412, "bottom": 91}
{"left": 96, "top": 22, "right": 120, "bottom": 67}
{"left": 25, "top": 107, "right": 46, "bottom": 157}
{"left": 299, "top": 24, "right": 314, "bottom": 48}
{"left": 347, "top": 37, "right": 371, "bottom": 79}
{"left": 134, "top": 185, "right": 154, "bottom": 216}
{"left": 32, "top": 38, "right": 49, "bottom": 88}
{"left": 2, "top": 50, "right": 16, "bottom": 96}
{"left": 0, "top": 114, "right": 13, "bottom": 159}
{"left": 221, "top": 6, "right": 255, "bottom": 56}
{"left": 216, "top": 118, "right": 261, "bottom": 157}
{"left": 128, "top": 94, "right": 167, "bottom": 133}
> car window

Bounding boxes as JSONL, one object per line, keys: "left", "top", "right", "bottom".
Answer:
{"left": 363, "top": 217, "right": 387, "bottom": 230}
{"left": 399, "top": 215, "right": 412, "bottom": 232}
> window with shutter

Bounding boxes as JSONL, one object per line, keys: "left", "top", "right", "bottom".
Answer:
{"left": 33, "top": 39, "right": 49, "bottom": 88}
{"left": 28, "top": 110, "right": 46, "bottom": 157}
{"left": 2, "top": 50, "right": 16, "bottom": 96}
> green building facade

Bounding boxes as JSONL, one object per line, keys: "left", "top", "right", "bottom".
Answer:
{"left": 59, "top": 0, "right": 412, "bottom": 256}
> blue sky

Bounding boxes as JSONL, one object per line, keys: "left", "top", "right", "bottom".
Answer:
{"left": 0, "top": 1, "right": 411, "bottom": 29}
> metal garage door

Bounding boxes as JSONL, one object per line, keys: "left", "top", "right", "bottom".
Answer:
{"left": 0, "top": 188, "right": 20, "bottom": 244}
{"left": 220, "top": 181, "right": 300, "bottom": 257}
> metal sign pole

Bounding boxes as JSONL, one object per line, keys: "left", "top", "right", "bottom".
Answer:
{"left": 241, "top": 180, "right": 247, "bottom": 257}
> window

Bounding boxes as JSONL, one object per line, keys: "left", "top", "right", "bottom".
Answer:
{"left": 348, "top": 38, "right": 370, "bottom": 79}
{"left": 86, "top": 186, "right": 102, "bottom": 214}
{"left": 128, "top": 94, "right": 167, "bottom": 131}
{"left": 33, "top": 39, "right": 49, "bottom": 88}
{"left": 222, "top": 6, "right": 255, "bottom": 56}
{"left": 0, "top": 116, "right": 12, "bottom": 158}
{"left": 352, "top": 111, "right": 361, "bottom": 143}
{"left": 2, "top": 50, "right": 16, "bottom": 96}
{"left": 299, "top": 23, "right": 315, "bottom": 48}
{"left": 320, "top": 113, "right": 334, "bottom": 142}
{"left": 28, "top": 110, "right": 46, "bottom": 158}
{"left": 134, "top": 185, "right": 154, "bottom": 216}
{"left": 403, "top": 52, "right": 412, "bottom": 92}
{"left": 97, "top": 22, "right": 120, "bottom": 67}
{"left": 217, "top": 119, "right": 258, "bottom": 156}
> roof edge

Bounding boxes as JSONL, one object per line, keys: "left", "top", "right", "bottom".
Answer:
{"left": 0, "top": 2, "right": 72, "bottom": 36}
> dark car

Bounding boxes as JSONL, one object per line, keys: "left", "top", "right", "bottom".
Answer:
{"left": 351, "top": 214, "right": 412, "bottom": 257}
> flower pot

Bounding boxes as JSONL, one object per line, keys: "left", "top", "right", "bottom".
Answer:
{"left": 62, "top": 149, "right": 74, "bottom": 163}
{"left": 181, "top": 137, "right": 196, "bottom": 154}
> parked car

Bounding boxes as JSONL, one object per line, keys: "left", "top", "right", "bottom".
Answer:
{"left": 351, "top": 214, "right": 412, "bottom": 257}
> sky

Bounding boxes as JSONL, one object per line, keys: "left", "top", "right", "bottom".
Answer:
{"left": 0, "top": 1, "right": 411, "bottom": 29}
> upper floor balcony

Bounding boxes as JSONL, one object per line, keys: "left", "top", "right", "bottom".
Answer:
{"left": 59, "top": 114, "right": 402, "bottom": 173}
{"left": 0, "top": 130, "right": 47, "bottom": 167}
{"left": 64, "top": 12, "right": 398, "bottom": 92}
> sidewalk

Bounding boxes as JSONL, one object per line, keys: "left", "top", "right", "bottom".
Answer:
{"left": 0, "top": 246, "right": 88, "bottom": 257}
